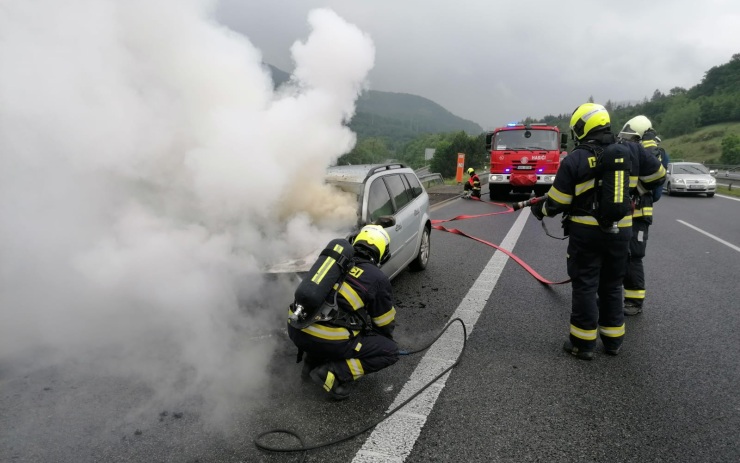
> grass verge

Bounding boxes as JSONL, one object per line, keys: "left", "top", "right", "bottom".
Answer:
{"left": 717, "top": 184, "right": 740, "bottom": 198}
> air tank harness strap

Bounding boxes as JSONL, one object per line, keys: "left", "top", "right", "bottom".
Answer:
{"left": 319, "top": 248, "right": 355, "bottom": 273}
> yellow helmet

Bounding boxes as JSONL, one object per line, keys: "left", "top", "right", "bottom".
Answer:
{"left": 467, "top": 167, "right": 475, "bottom": 175}
{"left": 570, "top": 103, "right": 610, "bottom": 140}
{"left": 353, "top": 225, "right": 391, "bottom": 263}
{"left": 618, "top": 115, "right": 652, "bottom": 141}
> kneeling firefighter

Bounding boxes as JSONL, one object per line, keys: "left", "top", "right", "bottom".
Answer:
{"left": 287, "top": 225, "right": 399, "bottom": 400}
{"left": 463, "top": 167, "right": 481, "bottom": 199}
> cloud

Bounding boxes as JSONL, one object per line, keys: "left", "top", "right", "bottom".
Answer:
{"left": 216, "top": 0, "right": 740, "bottom": 128}
{"left": 0, "top": 0, "right": 373, "bottom": 426}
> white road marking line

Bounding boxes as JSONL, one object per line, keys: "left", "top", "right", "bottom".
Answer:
{"left": 715, "top": 193, "right": 740, "bottom": 202}
{"left": 677, "top": 219, "right": 740, "bottom": 253}
{"left": 353, "top": 208, "right": 532, "bottom": 463}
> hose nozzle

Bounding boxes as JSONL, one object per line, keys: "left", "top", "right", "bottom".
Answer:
{"left": 512, "top": 194, "right": 547, "bottom": 211}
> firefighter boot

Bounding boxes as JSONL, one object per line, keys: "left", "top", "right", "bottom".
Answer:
{"left": 309, "top": 364, "right": 351, "bottom": 401}
{"left": 300, "top": 355, "right": 322, "bottom": 381}
{"left": 563, "top": 341, "right": 594, "bottom": 361}
{"left": 623, "top": 301, "right": 642, "bottom": 316}
{"left": 603, "top": 344, "right": 622, "bottom": 356}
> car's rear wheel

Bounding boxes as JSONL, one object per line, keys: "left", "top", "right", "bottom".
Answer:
{"left": 409, "top": 226, "right": 430, "bottom": 271}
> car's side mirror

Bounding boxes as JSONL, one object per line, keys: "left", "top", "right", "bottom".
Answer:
{"left": 373, "top": 215, "right": 396, "bottom": 228}
{"left": 560, "top": 133, "right": 568, "bottom": 150}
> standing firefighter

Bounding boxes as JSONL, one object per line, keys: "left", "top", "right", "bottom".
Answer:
{"left": 531, "top": 103, "right": 665, "bottom": 360}
{"left": 463, "top": 167, "right": 481, "bottom": 199}
{"left": 287, "top": 225, "right": 399, "bottom": 400}
{"left": 618, "top": 115, "right": 671, "bottom": 316}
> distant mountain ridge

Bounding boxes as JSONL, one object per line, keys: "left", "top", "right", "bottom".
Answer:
{"left": 266, "top": 64, "right": 483, "bottom": 140}
{"left": 356, "top": 90, "right": 482, "bottom": 134}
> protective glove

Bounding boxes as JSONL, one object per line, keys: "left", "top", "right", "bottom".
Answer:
{"left": 531, "top": 202, "right": 545, "bottom": 221}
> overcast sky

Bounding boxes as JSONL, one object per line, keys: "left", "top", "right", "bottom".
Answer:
{"left": 217, "top": 0, "right": 740, "bottom": 129}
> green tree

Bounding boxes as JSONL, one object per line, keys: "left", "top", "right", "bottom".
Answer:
{"left": 660, "top": 96, "right": 700, "bottom": 136}
{"left": 429, "top": 131, "right": 487, "bottom": 178}
{"left": 651, "top": 89, "right": 665, "bottom": 101}
{"left": 430, "top": 139, "right": 455, "bottom": 177}
{"left": 397, "top": 133, "right": 448, "bottom": 168}
{"left": 338, "top": 137, "right": 390, "bottom": 165}
{"left": 720, "top": 134, "right": 740, "bottom": 164}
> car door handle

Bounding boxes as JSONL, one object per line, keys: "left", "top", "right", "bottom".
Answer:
{"left": 396, "top": 224, "right": 402, "bottom": 231}
{"left": 414, "top": 209, "right": 420, "bottom": 216}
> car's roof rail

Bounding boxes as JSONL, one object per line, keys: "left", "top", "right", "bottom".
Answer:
{"left": 364, "top": 163, "right": 407, "bottom": 180}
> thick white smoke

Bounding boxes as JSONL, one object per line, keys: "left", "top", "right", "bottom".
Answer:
{"left": 0, "top": 0, "right": 374, "bottom": 423}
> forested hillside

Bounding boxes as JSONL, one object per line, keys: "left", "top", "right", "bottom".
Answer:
{"left": 354, "top": 90, "right": 481, "bottom": 134}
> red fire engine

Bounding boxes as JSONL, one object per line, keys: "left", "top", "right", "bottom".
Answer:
{"left": 484, "top": 123, "right": 568, "bottom": 199}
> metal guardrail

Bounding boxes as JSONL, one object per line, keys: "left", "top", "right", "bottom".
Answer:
{"left": 418, "top": 173, "right": 444, "bottom": 186}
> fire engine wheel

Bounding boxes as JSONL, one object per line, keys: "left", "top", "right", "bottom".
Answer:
{"left": 409, "top": 226, "right": 430, "bottom": 271}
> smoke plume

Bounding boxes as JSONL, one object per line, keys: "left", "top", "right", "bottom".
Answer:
{"left": 0, "top": 0, "right": 374, "bottom": 424}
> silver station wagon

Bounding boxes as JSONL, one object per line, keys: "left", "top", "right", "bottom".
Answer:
{"left": 270, "top": 164, "right": 431, "bottom": 280}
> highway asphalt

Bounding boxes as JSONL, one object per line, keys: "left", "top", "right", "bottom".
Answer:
{"left": 1, "top": 186, "right": 738, "bottom": 462}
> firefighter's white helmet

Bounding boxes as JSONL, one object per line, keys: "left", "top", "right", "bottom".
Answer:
{"left": 619, "top": 115, "right": 653, "bottom": 141}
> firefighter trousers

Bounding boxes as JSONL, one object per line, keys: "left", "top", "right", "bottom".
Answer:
{"left": 623, "top": 220, "right": 650, "bottom": 308}
{"left": 566, "top": 229, "right": 629, "bottom": 352}
{"left": 288, "top": 327, "right": 399, "bottom": 383}
{"left": 463, "top": 182, "right": 481, "bottom": 198}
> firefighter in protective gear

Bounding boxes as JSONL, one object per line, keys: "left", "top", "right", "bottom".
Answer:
{"left": 463, "top": 167, "right": 481, "bottom": 199}
{"left": 287, "top": 225, "right": 399, "bottom": 400}
{"left": 618, "top": 115, "right": 671, "bottom": 316}
{"left": 531, "top": 103, "right": 666, "bottom": 359}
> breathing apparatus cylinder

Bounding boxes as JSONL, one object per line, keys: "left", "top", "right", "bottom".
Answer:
{"left": 288, "top": 239, "right": 355, "bottom": 329}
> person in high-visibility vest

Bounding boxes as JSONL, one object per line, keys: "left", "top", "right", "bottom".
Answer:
{"left": 463, "top": 168, "right": 481, "bottom": 199}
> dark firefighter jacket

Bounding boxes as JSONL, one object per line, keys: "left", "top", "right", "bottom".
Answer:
{"left": 633, "top": 132, "right": 671, "bottom": 223}
{"left": 288, "top": 258, "right": 396, "bottom": 342}
{"left": 539, "top": 131, "right": 666, "bottom": 236}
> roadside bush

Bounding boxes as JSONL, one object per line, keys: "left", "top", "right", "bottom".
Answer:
{"left": 720, "top": 134, "right": 740, "bottom": 164}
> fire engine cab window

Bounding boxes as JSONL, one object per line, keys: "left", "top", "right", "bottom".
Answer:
{"left": 384, "top": 174, "right": 411, "bottom": 211}
{"left": 367, "top": 179, "right": 394, "bottom": 222}
{"left": 494, "top": 131, "right": 520, "bottom": 149}
{"left": 495, "top": 130, "right": 558, "bottom": 150}
{"left": 529, "top": 131, "right": 558, "bottom": 149}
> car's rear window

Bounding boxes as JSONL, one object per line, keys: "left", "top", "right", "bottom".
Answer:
{"left": 384, "top": 174, "right": 412, "bottom": 210}
{"left": 404, "top": 173, "right": 424, "bottom": 198}
{"left": 367, "top": 178, "right": 394, "bottom": 222}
